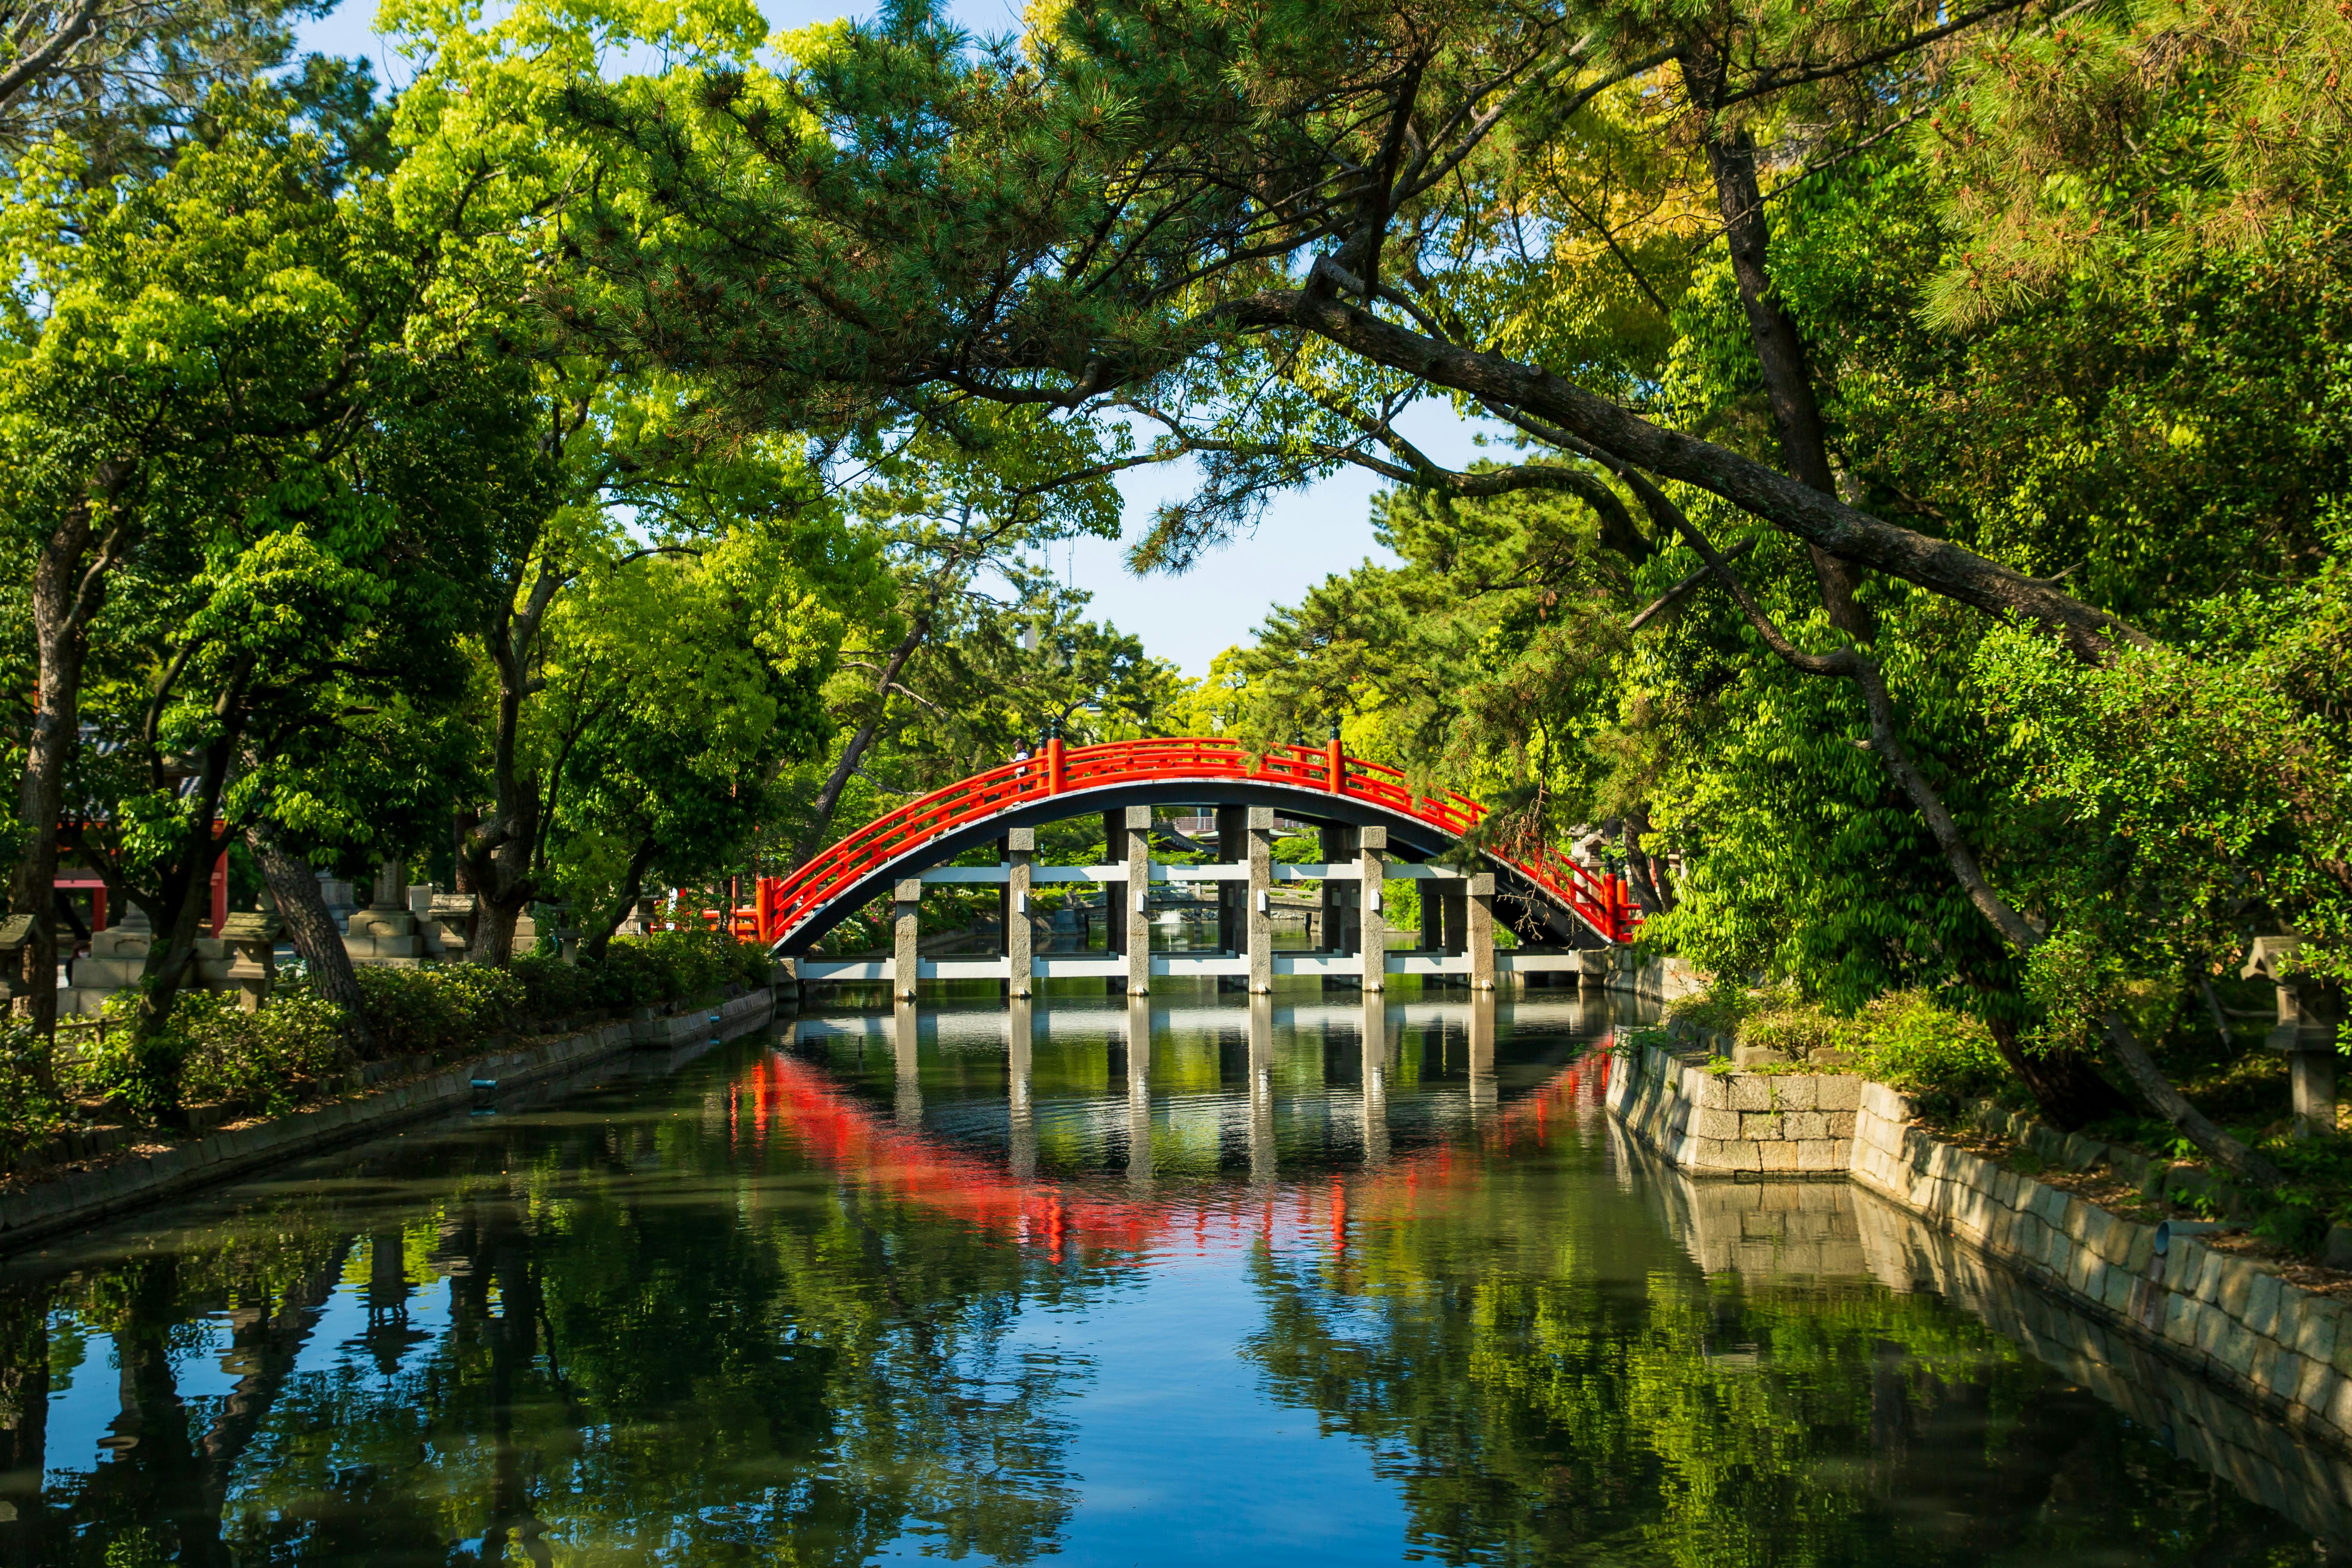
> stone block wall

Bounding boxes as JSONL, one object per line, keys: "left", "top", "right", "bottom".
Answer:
{"left": 1605, "top": 1043, "right": 1857, "bottom": 1173}
{"left": 1599, "top": 951, "right": 1707, "bottom": 1002}
{"left": 1608, "top": 1043, "right": 2352, "bottom": 1459}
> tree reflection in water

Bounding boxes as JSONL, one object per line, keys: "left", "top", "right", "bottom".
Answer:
{"left": 0, "top": 1012, "right": 2334, "bottom": 1566}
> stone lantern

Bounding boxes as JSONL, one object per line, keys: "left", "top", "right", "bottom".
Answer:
{"left": 219, "top": 911, "right": 282, "bottom": 1012}
{"left": 2243, "top": 935, "right": 2342, "bottom": 1139}
{"left": 0, "top": 913, "right": 32, "bottom": 1017}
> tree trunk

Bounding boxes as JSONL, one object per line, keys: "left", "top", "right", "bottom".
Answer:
{"left": 467, "top": 889, "right": 525, "bottom": 967}
{"left": 1691, "top": 100, "right": 1868, "bottom": 639}
{"left": 581, "top": 836, "right": 659, "bottom": 962}
{"left": 9, "top": 492, "right": 125, "bottom": 1074}
{"left": 1981, "top": 1014, "right": 2128, "bottom": 1130}
{"left": 2102, "top": 1010, "right": 2287, "bottom": 1188}
{"left": 245, "top": 826, "right": 373, "bottom": 1056}
{"left": 133, "top": 730, "right": 241, "bottom": 1035}
{"left": 1620, "top": 810, "right": 1674, "bottom": 915}
{"left": 1249, "top": 289, "right": 2142, "bottom": 660}
{"left": 1620, "top": 473, "right": 2271, "bottom": 1176}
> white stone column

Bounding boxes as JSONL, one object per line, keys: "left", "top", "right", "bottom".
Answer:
{"left": 1247, "top": 807, "right": 1274, "bottom": 994}
{"left": 1123, "top": 805, "right": 1152, "bottom": 995}
{"left": 1358, "top": 826, "right": 1387, "bottom": 992}
{"left": 1467, "top": 872, "right": 1496, "bottom": 992}
{"left": 893, "top": 877, "right": 922, "bottom": 1001}
{"left": 1006, "top": 828, "right": 1035, "bottom": 999}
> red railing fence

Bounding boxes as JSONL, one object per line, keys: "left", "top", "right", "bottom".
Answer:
{"left": 726, "top": 738, "right": 1638, "bottom": 952}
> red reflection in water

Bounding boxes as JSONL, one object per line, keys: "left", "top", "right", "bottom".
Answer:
{"left": 734, "top": 1038, "right": 1622, "bottom": 1264}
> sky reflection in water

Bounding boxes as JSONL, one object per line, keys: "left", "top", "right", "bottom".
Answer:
{"left": 0, "top": 990, "right": 2339, "bottom": 1565}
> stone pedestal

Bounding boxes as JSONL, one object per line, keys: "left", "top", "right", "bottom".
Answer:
{"left": 423, "top": 892, "right": 478, "bottom": 962}
{"left": 0, "top": 913, "right": 31, "bottom": 1019}
{"left": 316, "top": 871, "right": 358, "bottom": 934}
{"left": 63, "top": 907, "right": 151, "bottom": 1015}
{"left": 219, "top": 912, "right": 280, "bottom": 1011}
{"left": 345, "top": 901, "right": 425, "bottom": 968}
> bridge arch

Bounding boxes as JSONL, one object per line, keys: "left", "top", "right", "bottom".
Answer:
{"left": 756, "top": 737, "right": 1636, "bottom": 955}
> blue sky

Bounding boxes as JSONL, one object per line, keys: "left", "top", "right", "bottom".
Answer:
{"left": 295, "top": 0, "right": 1495, "bottom": 676}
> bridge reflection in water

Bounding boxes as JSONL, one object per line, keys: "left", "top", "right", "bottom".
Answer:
{"left": 746, "top": 992, "right": 1607, "bottom": 1260}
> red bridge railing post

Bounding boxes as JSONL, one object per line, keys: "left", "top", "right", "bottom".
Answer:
{"left": 1326, "top": 729, "right": 1344, "bottom": 795}
{"left": 1045, "top": 733, "right": 1064, "bottom": 795}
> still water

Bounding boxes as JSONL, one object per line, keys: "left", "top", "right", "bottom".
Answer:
{"left": 0, "top": 990, "right": 2344, "bottom": 1565}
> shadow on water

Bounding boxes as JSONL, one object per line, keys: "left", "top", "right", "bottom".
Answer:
{"left": 0, "top": 987, "right": 2343, "bottom": 1564}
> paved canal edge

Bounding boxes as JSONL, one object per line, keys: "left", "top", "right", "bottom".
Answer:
{"left": 0, "top": 987, "right": 780, "bottom": 1253}
{"left": 1607, "top": 1041, "right": 2352, "bottom": 1458}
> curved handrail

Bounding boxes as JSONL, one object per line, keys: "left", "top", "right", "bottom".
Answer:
{"left": 756, "top": 738, "right": 1635, "bottom": 949}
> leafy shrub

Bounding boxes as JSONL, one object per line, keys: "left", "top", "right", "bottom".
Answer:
{"left": 510, "top": 951, "right": 600, "bottom": 1018}
{"left": 172, "top": 992, "right": 351, "bottom": 1113}
{"left": 348, "top": 964, "right": 527, "bottom": 1060}
{"left": 1852, "top": 991, "right": 2008, "bottom": 1099}
{"left": 1665, "top": 987, "right": 1749, "bottom": 1037}
{"left": 1740, "top": 990, "right": 1868, "bottom": 1061}
{"left": 587, "top": 928, "right": 763, "bottom": 1008}
{"left": 346, "top": 930, "right": 756, "bottom": 1057}
{"left": 1693, "top": 985, "right": 2006, "bottom": 1098}
{"left": 0, "top": 1023, "right": 65, "bottom": 1157}
{"left": 71, "top": 991, "right": 350, "bottom": 1117}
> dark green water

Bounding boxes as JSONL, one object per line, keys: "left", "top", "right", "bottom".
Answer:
{"left": 0, "top": 992, "right": 2343, "bottom": 1565}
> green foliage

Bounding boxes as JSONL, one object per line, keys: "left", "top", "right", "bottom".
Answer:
{"left": 352, "top": 931, "right": 763, "bottom": 1060}
{"left": 70, "top": 989, "right": 349, "bottom": 1118}
{"left": 166, "top": 991, "right": 350, "bottom": 1114}
{"left": 1850, "top": 992, "right": 2012, "bottom": 1102}
{"left": 1673, "top": 986, "right": 2007, "bottom": 1102}
{"left": 1662, "top": 988, "right": 1747, "bottom": 1038}
{"left": 343, "top": 965, "right": 526, "bottom": 1061}
{"left": 1736, "top": 992, "right": 1867, "bottom": 1063}
{"left": 0, "top": 1022, "right": 64, "bottom": 1154}
{"left": 567, "top": 929, "right": 767, "bottom": 1010}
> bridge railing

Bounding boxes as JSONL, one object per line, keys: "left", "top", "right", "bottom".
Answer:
{"left": 754, "top": 738, "right": 1638, "bottom": 948}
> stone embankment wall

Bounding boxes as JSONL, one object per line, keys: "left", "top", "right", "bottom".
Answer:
{"left": 1592, "top": 950, "right": 1707, "bottom": 1002}
{"left": 1608, "top": 1042, "right": 2352, "bottom": 1461}
{"left": 0, "top": 987, "right": 777, "bottom": 1252}
{"left": 1605, "top": 1122, "right": 2352, "bottom": 1543}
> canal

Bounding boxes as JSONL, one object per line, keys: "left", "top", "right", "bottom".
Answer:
{"left": 1, "top": 991, "right": 2345, "bottom": 1564}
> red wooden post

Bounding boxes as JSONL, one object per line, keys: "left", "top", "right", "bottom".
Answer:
{"left": 209, "top": 842, "right": 229, "bottom": 937}
{"left": 1046, "top": 734, "right": 1065, "bottom": 795}
{"left": 1325, "top": 732, "right": 1344, "bottom": 795}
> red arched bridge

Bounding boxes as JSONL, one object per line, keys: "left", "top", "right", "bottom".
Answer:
{"left": 744, "top": 737, "right": 1638, "bottom": 989}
